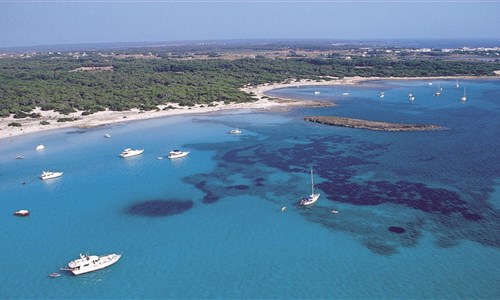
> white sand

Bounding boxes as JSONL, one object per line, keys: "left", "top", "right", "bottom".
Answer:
{"left": 1, "top": 75, "right": 497, "bottom": 141}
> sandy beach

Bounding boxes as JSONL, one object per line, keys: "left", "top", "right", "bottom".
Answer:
{"left": 1, "top": 75, "right": 497, "bottom": 141}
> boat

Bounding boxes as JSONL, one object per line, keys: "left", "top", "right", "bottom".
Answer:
{"left": 119, "top": 148, "right": 144, "bottom": 158}
{"left": 428, "top": 82, "right": 433, "bottom": 86}
{"left": 168, "top": 150, "right": 190, "bottom": 159}
{"left": 379, "top": 92, "right": 385, "bottom": 98}
{"left": 408, "top": 92, "right": 415, "bottom": 101}
{"left": 460, "top": 87, "right": 467, "bottom": 102}
{"left": 299, "top": 169, "right": 320, "bottom": 206}
{"left": 15, "top": 155, "right": 24, "bottom": 159}
{"left": 281, "top": 206, "right": 287, "bottom": 212}
{"left": 342, "top": 92, "right": 350, "bottom": 96}
{"left": 40, "top": 171, "right": 63, "bottom": 180}
{"left": 104, "top": 133, "right": 111, "bottom": 138}
{"left": 331, "top": 210, "right": 339, "bottom": 214}
{"left": 314, "top": 91, "right": 320, "bottom": 95}
{"left": 35, "top": 145, "right": 45, "bottom": 151}
{"left": 157, "top": 156, "right": 163, "bottom": 160}
{"left": 455, "top": 79, "right": 460, "bottom": 88}
{"left": 229, "top": 128, "right": 242, "bottom": 134}
{"left": 434, "top": 84, "right": 442, "bottom": 96}
{"left": 49, "top": 272, "right": 60, "bottom": 278}
{"left": 61, "top": 253, "right": 121, "bottom": 276}
{"left": 14, "top": 209, "right": 30, "bottom": 216}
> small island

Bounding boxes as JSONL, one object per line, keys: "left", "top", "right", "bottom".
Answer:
{"left": 304, "top": 116, "right": 443, "bottom": 132}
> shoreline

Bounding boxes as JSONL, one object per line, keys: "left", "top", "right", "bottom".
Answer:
{"left": 1, "top": 75, "right": 498, "bottom": 141}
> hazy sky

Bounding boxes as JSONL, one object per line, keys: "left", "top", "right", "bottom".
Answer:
{"left": 1, "top": 0, "right": 500, "bottom": 48}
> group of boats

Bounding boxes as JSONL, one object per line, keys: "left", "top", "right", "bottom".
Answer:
{"left": 379, "top": 81, "right": 467, "bottom": 102}
{"left": 119, "top": 148, "right": 190, "bottom": 159}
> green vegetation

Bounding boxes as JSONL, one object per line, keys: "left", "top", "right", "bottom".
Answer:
{"left": 8, "top": 122, "right": 22, "bottom": 127}
{"left": 1, "top": 54, "right": 499, "bottom": 116}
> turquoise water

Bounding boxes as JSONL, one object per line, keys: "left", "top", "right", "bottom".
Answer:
{"left": 1, "top": 79, "right": 499, "bottom": 299}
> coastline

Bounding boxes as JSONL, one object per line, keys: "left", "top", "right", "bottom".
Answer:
{"left": 1, "top": 75, "right": 497, "bottom": 141}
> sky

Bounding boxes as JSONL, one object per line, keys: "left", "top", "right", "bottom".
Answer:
{"left": 1, "top": 0, "right": 500, "bottom": 48}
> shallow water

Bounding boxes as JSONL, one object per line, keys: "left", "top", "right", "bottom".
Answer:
{"left": 1, "top": 79, "right": 499, "bottom": 299}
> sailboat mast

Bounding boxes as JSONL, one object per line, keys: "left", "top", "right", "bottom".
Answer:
{"left": 311, "top": 169, "right": 314, "bottom": 195}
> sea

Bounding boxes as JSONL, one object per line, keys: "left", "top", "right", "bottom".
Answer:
{"left": 1, "top": 79, "right": 499, "bottom": 299}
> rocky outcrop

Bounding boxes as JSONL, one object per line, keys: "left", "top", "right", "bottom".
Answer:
{"left": 304, "top": 116, "right": 443, "bottom": 132}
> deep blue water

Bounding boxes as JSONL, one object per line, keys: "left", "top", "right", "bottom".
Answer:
{"left": 1, "top": 79, "right": 499, "bottom": 299}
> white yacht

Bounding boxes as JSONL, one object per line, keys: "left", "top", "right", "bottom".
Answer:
{"left": 61, "top": 253, "right": 121, "bottom": 276}
{"left": 299, "top": 169, "right": 320, "bottom": 206}
{"left": 40, "top": 171, "right": 63, "bottom": 180}
{"left": 119, "top": 148, "right": 144, "bottom": 158}
{"left": 434, "top": 84, "right": 442, "bottom": 96}
{"left": 35, "top": 144, "right": 45, "bottom": 151}
{"left": 460, "top": 87, "right": 467, "bottom": 102}
{"left": 229, "top": 128, "right": 242, "bottom": 134}
{"left": 168, "top": 150, "right": 189, "bottom": 159}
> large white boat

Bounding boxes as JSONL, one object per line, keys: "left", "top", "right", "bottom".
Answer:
{"left": 62, "top": 253, "right": 121, "bottom": 275}
{"left": 168, "top": 150, "right": 189, "bottom": 159}
{"left": 299, "top": 169, "right": 320, "bottom": 206}
{"left": 119, "top": 148, "right": 144, "bottom": 158}
{"left": 40, "top": 171, "right": 63, "bottom": 180}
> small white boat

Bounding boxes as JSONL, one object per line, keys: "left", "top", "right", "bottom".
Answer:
{"left": 408, "top": 92, "right": 415, "bottom": 101}
{"left": 434, "top": 84, "right": 442, "bottom": 96}
{"left": 157, "top": 156, "right": 163, "bottom": 160}
{"left": 299, "top": 169, "right": 320, "bottom": 206}
{"left": 119, "top": 148, "right": 144, "bottom": 158}
{"left": 61, "top": 253, "right": 121, "bottom": 276}
{"left": 314, "top": 91, "right": 320, "bottom": 95}
{"left": 104, "top": 134, "right": 111, "bottom": 138}
{"left": 379, "top": 92, "right": 385, "bottom": 98}
{"left": 428, "top": 82, "right": 433, "bottom": 86}
{"left": 35, "top": 145, "right": 45, "bottom": 151}
{"left": 342, "top": 92, "right": 350, "bottom": 96}
{"left": 40, "top": 171, "right": 63, "bottom": 180}
{"left": 460, "top": 87, "right": 467, "bottom": 102}
{"left": 168, "top": 150, "right": 189, "bottom": 159}
{"left": 229, "top": 127, "right": 242, "bottom": 134}
{"left": 281, "top": 206, "right": 287, "bottom": 212}
{"left": 15, "top": 155, "right": 24, "bottom": 159}
{"left": 455, "top": 79, "right": 460, "bottom": 88}
{"left": 49, "top": 272, "right": 60, "bottom": 278}
{"left": 331, "top": 210, "right": 339, "bottom": 214}
{"left": 14, "top": 209, "right": 30, "bottom": 216}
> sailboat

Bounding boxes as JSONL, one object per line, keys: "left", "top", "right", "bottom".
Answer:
{"left": 379, "top": 91, "right": 385, "bottom": 98}
{"left": 434, "top": 83, "right": 442, "bottom": 96}
{"left": 455, "top": 79, "right": 460, "bottom": 88}
{"left": 460, "top": 87, "right": 467, "bottom": 102}
{"left": 299, "top": 169, "right": 320, "bottom": 206}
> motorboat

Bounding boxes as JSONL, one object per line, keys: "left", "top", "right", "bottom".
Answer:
{"left": 35, "top": 144, "right": 45, "bottom": 151}
{"left": 299, "top": 169, "right": 320, "bottom": 206}
{"left": 229, "top": 128, "right": 242, "bottom": 134}
{"left": 14, "top": 209, "right": 30, "bottom": 216}
{"left": 342, "top": 92, "right": 350, "bottom": 96}
{"left": 61, "top": 253, "right": 121, "bottom": 276}
{"left": 379, "top": 92, "right": 385, "bottom": 98}
{"left": 15, "top": 155, "right": 24, "bottom": 159}
{"left": 40, "top": 171, "right": 63, "bottom": 180}
{"left": 168, "top": 150, "right": 189, "bottom": 159}
{"left": 331, "top": 210, "right": 339, "bottom": 214}
{"left": 314, "top": 91, "right": 320, "bottom": 95}
{"left": 104, "top": 133, "right": 111, "bottom": 138}
{"left": 408, "top": 92, "right": 415, "bottom": 101}
{"left": 49, "top": 272, "right": 61, "bottom": 278}
{"left": 119, "top": 148, "right": 144, "bottom": 158}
